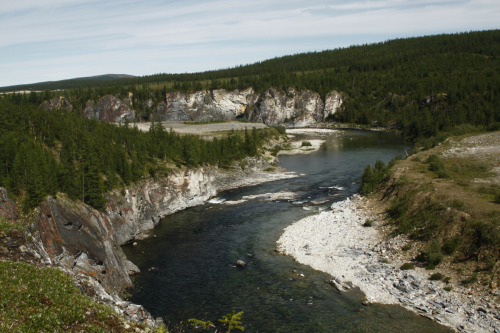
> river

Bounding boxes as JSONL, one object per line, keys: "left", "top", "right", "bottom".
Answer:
{"left": 122, "top": 129, "right": 452, "bottom": 332}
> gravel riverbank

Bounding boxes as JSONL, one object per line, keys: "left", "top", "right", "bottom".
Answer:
{"left": 277, "top": 195, "right": 500, "bottom": 333}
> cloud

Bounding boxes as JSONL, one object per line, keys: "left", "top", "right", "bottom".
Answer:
{"left": 1, "top": 0, "right": 499, "bottom": 86}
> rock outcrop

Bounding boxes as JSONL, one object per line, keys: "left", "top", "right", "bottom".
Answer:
{"left": 153, "top": 88, "right": 258, "bottom": 122}
{"left": 151, "top": 88, "right": 344, "bottom": 127}
{"left": 84, "top": 95, "right": 134, "bottom": 123}
{"left": 0, "top": 187, "right": 17, "bottom": 222}
{"left": 40, "top": 97, "right": 71, "bottom": 111}
{"left": 37, "top": 195, "right": 136, "bottom": 292}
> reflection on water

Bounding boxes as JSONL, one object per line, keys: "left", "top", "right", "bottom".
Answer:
{"left": 123, "top": 130, "right": 451, "bottom": 332}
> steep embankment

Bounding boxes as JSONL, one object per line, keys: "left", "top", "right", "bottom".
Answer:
{"left": 278, "top": 131, "right": 500, "bottom": 333}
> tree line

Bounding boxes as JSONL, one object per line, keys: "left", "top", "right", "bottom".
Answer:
{"left": 0, "top": 97, "right": 276, "bottom": 211}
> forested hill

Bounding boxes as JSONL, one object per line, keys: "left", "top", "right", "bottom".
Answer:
{"left": 3, "top": 30, "right": 500, "bottom": 142}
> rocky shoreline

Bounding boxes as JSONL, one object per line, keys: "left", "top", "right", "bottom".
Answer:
{"left": 277, "top": 195, "right": 500, "bottom": 333}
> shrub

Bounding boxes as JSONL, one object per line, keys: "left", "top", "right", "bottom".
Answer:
{"left": 301, "top": 141, "right": 312, "bottom": 147}
{"left": 427, "top": 239, "right": 444, "bottom": 266}
{"left": 412, "top": 156, "right": 422, "bottom": 162}
{"left": 402, "top": 243, "right": 412, "bottom": 252}
{"left": 450, "top": 199, "right": 465, "bottom": 210}
{"left": 426, "top": 154, "right": 449, "bottom": 178}
{"left": 363, "top": 219, "right": 373, "bottom": 227}
{"left": 442, "top": 236, "right": 461, "bottom": 255}
{"left": 463, "top": 273, "right": 478, "bottom": 285}
{"left": 400, "top": 263, "right": 415, "bottom": 270}
{"left": 495, "top": 193, "right": 500, "bottom": 204}
{"left": 444, "top": 286, "right": 453, "bottom": 292}
{"left": 272, "top": 125, "right": 286, "bottom": 135}
{"left": 443, "top": 277, "right": 451, "bottom": 284}
{"left": 430, "top": 273, "right": 444, "bottom": 280}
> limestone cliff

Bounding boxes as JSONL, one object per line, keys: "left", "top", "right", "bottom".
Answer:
{"left": 153, "top": 88, "right": 258, "bottom": 122}
{"left": 151, "top": 87, "right": 344, "bottom": 126}
{"left": 40, "top": 97, "right": 72, "bottom": 111}
{"left": 84, "top": 95, "right": 134, "bottom": 123}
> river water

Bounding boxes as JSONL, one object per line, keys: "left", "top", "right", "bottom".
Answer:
{"left": 123, "top": 129, "right": 452, "bottom": 332}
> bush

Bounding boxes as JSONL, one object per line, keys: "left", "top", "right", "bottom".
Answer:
{"left": 400, "top": 263, "right": 415, "bottom": 270}
{"left": 363, "top": 219, "right": 373, "bottom": 227}
{"left": 272, "top": 125, "right": 286, "bottom": 135}
{"left": 426, "top": 154, "right": 449, "bottom": 178}
{"left": 495, "top": 193, "right": 500, "bottom": 204}
{"left": 427, "top": 239, "right": 444, "bottom": 266}
{"left": 463, "top": 273, "right": 478, "bottom": 285}
{"left": 430, "top": 273, "right": 444, "bottom": 280}
{"left": 442, "top": 236, "right": 461, "bottom": 255}
{"left": 301, "top": 141, "right": 312, "bottom": 147}
{"left": 444, "top": 286, "right": 453, "bottom": 292}
{"left": 412, "top": 156, "right": 422, "bottom": 162}
{"left": 450, "top": 199, "right": 465, "bottom": 210}
{"left": 402, "top": 243, "right": 412, "bottom": 251}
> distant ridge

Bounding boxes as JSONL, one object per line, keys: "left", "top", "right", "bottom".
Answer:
{"left": 0, "top": 74, "right": 137, "bottom": 92}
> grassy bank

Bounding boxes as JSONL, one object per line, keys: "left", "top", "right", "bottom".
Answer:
{"left": 361, "top": 131, "right": 500, "bottom": 289}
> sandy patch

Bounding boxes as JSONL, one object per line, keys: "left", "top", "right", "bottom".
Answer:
{"left": 134, "top": 121, "right": 268, "bottom": 135}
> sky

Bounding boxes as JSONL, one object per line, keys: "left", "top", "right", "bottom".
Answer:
{"left": 1, "top": 0, "right": 499, "bottom": 87}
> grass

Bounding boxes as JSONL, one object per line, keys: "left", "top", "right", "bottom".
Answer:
{"left": 0, "top": 218, "right": 22, "bottom": 236}
{"left": 0, "top": 261, "right": 118, "bottom": 332}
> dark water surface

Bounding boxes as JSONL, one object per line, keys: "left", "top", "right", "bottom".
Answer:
{"left": 123, "top": 130, "right": 452, "bottom": 332}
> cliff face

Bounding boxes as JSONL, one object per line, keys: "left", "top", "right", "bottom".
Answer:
{"left": 32, "top": 157, "right": 293, "bottom": 294}
{"left": 153, "top": 88, "right": 258, "bottom": 122}
{"left": 40, "top": 97, "right": 72, "bottom": 111}
{"left": 40, "top": 87, "right": 343, "bottom": 126}
{"left": 151, "top": 88, "right": 344, "bottom": 127}
{"left": 84, "top": 95, "right": 134, "bottom": 123}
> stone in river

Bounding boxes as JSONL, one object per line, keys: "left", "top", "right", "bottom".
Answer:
{"left": 236, "top": 260, "right": 246, "bottom": 267}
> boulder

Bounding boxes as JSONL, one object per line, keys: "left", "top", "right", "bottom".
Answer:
{"left": 236, "top": 260, "right": 246, "bottom": 267}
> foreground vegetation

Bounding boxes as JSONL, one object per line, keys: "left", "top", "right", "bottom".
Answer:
{"left": 0, "top": 260, "right": 126, "bottom": 332}
{"left": 360, "top": 131, "right": 500, "bottom": 286}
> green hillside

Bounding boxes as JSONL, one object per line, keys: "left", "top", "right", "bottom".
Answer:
{"left": 3, "top": 30, "right": 500, "bottom": 141}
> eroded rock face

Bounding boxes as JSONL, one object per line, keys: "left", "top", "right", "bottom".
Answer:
{"left": 152, "top": 88, "right": 343, "bottom": 127}
{"left": 0, "top": 187, "right": 17, "bottom": 222}
{"left": 84, "top": 95, "right": 134, "bottom": 123}
{"left": 152, "top": 88, "right": 258, "bottom": 122}
{"left": 37, "top": 196, "right": 133, "bottom": 292}
{"left": 40, "top": 97, "right": 71, "bottom": 111}
{"left": 104, "top": 168, "right": 218, "bottom": 245}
